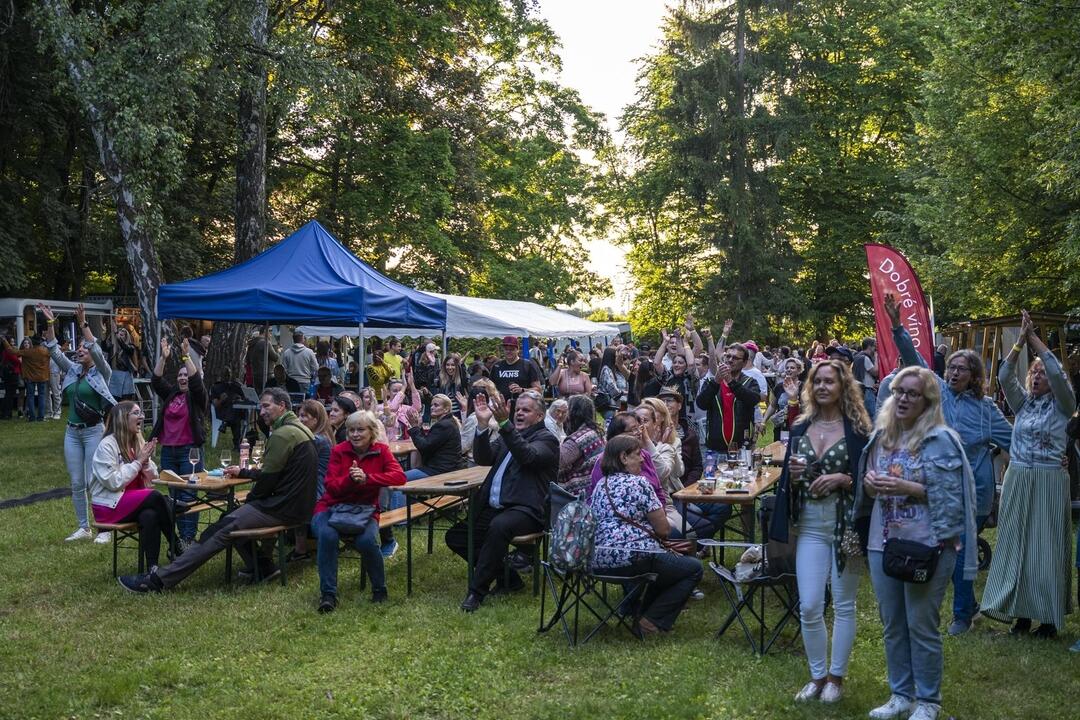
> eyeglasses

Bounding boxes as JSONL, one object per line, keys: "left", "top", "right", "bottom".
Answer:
{"left": 723, "top": 353, "right": 744, "bottom": 363}
{"left": 946, "top": 364, "right": 971, "bottom": 374}
{"left": 891, "top": 388, "right": 924, "bottom": 401}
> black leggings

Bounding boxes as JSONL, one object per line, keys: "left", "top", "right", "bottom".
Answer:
{"left": 116, "top": 491, "right": 176, "bottom": 568}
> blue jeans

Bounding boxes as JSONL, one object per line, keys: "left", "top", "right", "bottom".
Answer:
{"left": 951, "top": 514, "right": 988, "bottom": 623}
{"left": 25, "top": 381, "right": 47, "bottom": 421}
{"left": 869, "top": 547, "right": 956, "bottom": 705}
{"left": 388, "top": 468, "right": 430, "bottom": 511}
{"left": 312, "top": 510, "right": 384, "bottom": 596}
{"left": 64, "top": 423, "right": 103, "bottom": 529}
{"left": 160, "top": 444, "right": 204, "bottom": 541}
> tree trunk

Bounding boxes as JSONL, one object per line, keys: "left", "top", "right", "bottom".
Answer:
{"left": 205, "top": 0, "right": 270, "bottom": 384}
{"left": 40, "top": 0, "right": 166, "bottom": 356}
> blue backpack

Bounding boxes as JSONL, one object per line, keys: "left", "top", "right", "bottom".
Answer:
{"left": 548, "top": 496, "right": 596, "bottom": 573}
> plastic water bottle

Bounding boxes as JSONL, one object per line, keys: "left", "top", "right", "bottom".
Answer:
{"left": 308, "top": 379, "right": 316, "bottom": 399}
{"left": 239, "top": 438, "right": 250, "bottom": 470}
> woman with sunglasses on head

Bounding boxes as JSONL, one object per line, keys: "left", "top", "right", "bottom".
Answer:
{"left": 39, "top": 303, "right": 117, "bottom": 543}
{"left": 852, "top": 366, "right": 976, "bottom": 720}
{"left": 771, "top": 359, "right": 871, "bottom": 705}
{"left": 90, "top": 401, "right": 177, "bottom": 568}
{"left": 981, "top": 310, "right": 1076, "bottom": 640}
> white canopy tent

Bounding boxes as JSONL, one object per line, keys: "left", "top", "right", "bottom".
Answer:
{"left": 299, "top": 293, "right": 619, "bottom": 343}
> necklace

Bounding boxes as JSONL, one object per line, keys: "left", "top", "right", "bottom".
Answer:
{"left": 814, "top": 417, "right": 842, "bottom": 443}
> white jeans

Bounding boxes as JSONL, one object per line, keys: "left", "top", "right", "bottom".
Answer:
{"left": 795, "top": 498, "right": 861, "bottom": 679}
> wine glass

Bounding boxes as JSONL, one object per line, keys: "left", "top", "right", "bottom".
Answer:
{"left": 763, "top": 452, "right": 774, "bottom": 468}
{"left": 220, "top": 450, "right": 232, "bottom": 470}
{"left": 188, "top": 447, "right": 200, "bottom": 483}
{"left": 251, "top": 442, "right": 263, "bottom": 467}
{"left": 726, "top": 451, "right": 739, "bottom": 471}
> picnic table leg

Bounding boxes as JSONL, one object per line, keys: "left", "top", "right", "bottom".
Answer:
{"left": 406, "top": 501, "right": 414, "bottom": 596}
{"left": 466, "top": 494, "right": 475, "bottom": 590}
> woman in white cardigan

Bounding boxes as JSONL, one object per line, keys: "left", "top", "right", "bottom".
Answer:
{"left": 90, "top": 401, "right": 176, "bottom": 568}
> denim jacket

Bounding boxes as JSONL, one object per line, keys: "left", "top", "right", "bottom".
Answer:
{"left": 878, "top": 325, "right": 1012, "bottom": 516}
{"left": 45, "top": 337, "right": 116, "bottom": 408}
{"left": 852, "top": 425, "right": 978, "bottom": 581}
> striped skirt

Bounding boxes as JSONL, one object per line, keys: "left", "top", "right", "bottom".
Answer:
{"left": 981, "top": 464, "right": 1074, "bottom": 628}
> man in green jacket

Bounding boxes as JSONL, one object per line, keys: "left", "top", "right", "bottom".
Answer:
{"left": 119, "top": 387, "right": 317, "bottom": 592}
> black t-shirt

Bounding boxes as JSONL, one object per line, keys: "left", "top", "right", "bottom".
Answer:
{"left": 491, "top": 358, "right": 540, "bottom": 400}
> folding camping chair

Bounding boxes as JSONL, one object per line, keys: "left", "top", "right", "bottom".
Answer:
{"left": 709, "top": 495, "right": 800, "bottom": 655}
{"left": 537, "top": 483, "right": 658, "bottom": 646}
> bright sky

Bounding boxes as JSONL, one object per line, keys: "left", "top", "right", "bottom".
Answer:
{"left": 538, "top": 0, "right": 670, "bottom": 314}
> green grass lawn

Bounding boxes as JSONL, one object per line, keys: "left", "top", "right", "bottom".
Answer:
{"left": 0, "top": 421, "right": 1076, "bottom": 719}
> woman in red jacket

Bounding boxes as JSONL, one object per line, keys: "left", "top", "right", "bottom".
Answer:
{"left": 312, "top": 410, "right": 405, "bottom": 613}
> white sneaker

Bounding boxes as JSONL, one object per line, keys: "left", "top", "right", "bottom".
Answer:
{"left": 868, "top": 695, "right": 913, "bottom": 720}
{"left": 820, "top": 681, "right": 843, "bottom": 704}
{"left": 65, "top": 527, "right": 93, "bottom": 542}
{"left": 94, "top": 531, "right": 112, "bottom": 545}
{"left": 908, "top": 703, "right": 941, "bottom": 720}
{"left": 794, "top": 681, "right": 823, "bottom": 702}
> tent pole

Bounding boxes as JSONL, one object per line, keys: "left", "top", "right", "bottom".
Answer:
{"left": 441, "top": 331, "right": 447, "bottom": 357}
{"left": 358, "top": 324, "right": 365, "bottom": 390}
{"left": 262, "top": 324, "right": 269, "bottom": 390}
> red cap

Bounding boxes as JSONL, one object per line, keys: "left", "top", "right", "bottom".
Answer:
{"left": 501, "top": 336, "right": 520, "bottom": 348}
{"left": 744, "top": 341, "right": 760, "bottom": 353}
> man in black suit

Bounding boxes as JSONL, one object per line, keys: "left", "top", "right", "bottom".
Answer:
{"left": 446, "top": 389, "right": 557, "bottom": 612}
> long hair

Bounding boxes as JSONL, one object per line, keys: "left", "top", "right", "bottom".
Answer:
{"left": 299, "top": 399, "right": 334, "bottom": 446}
{"left": 875, "top": 367, "right": 945, "bottom": 453}
{"left": 599, "top": 434, "right": 642, "bottom": 477}
{"left": 641, "top": 397, "right": 677, "bottom": 444}
{"left": 566, "top": 394, "right": 599, "bottom": 435}
{"left": 103, "top": 401, "right": 144, "bottom": 461}
{"left": 634, "top": 360, "right": 656, "bottom": 400}
{"left": 945, "top": 349, "right": 985, "bottom": 399}
{"left": 795, "top": 359, "right": 872, "bottom": 435}
{"left": 430, "top": 393, "right": 460, "bottom": 429}
{"left": 601, "top": 347, "right": 618, "bottom": 375}
{"left": 438, "top": 352, "right": 463, "bottom": 388}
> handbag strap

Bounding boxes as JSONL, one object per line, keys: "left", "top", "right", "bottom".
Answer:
{"left": 602, "top": 475, "right": 673, "bottom": 550}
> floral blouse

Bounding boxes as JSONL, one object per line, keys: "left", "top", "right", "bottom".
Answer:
{"left": 589, "top": 472, "right": 662, "bottom": 570}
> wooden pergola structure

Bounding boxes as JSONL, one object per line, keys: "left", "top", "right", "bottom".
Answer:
{"left": 939, "top": 312, "right": 1072, "bottom": 394}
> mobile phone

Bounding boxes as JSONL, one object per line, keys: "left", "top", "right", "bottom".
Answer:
{"left": 445, "top": 480, "right": 468, "bottom": 486}
{"left": 725, "top": 489, "right": 749, "bottom": 494}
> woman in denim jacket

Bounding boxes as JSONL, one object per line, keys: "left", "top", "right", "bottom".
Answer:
{"left": 851, "top": 366, "right": 976, "bottom": 720}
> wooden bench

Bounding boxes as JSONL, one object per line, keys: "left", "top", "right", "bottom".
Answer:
{"left": 90, "top": 520, "right": 143, "bottom": 578}
{"left": 224, "top": 524, "right": 300, "bottom": 587}
{"left": 339, "top": 496, "right": 464, "bottom": 590}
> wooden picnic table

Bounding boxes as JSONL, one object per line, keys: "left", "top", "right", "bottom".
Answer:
{"left": 398, "top": 464, "right": 489, "bottom": 595}
{"left": 673, "top": 464, "right": 782, "bottom": 545}
{"left": 388, "top": 439, "right": 416, "bottom": 456}
{"left": 154, "top": 469, "right": 251, "bottom": 494}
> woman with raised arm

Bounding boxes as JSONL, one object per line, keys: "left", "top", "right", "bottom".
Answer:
{"left": 148, "top": 336, "right": 208, "bottom": 549}
{"left": 39, "top": 303, "right": 116, "bottom": 542}
{"left": 981, "top": 310, "right": 1076, "bottom": 639}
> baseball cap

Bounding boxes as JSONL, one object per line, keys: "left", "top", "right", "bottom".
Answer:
{"left": 825, "top": 346, "right": 854, "bottom": 362}
{"left": 744, "top": 341, "right": 760, "bottom": 353}
{"left": 657, "top": 385, "right": 684, "bottom": 403}
{"left": 501, "top": 335, "right": 520, "bottom": 348}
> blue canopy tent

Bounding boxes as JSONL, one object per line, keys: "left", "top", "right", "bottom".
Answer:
{"left": 157, "top": 220, "right": 446, "bottom": 387}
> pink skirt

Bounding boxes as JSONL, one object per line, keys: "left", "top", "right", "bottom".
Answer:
{"left": 92, "top": 489, "right": 156, "bottom": 525}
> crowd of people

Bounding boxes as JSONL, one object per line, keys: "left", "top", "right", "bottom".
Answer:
{"left": 20, "top": 299, "right": 1080, "bottom": 720}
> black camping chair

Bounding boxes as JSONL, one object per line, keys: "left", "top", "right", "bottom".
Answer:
{"left": 537, "top": 483, "right": 658, "bottom": 647}
{"left": 709, "top": 495, "right": 800, "bottom": 655}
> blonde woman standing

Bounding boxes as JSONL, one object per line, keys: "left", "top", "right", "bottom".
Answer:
{"left": 771, "top": 360, "right": 870, "bottom": 704}
{"left": 853, "top": 367, "right": 976, "bottom": 720}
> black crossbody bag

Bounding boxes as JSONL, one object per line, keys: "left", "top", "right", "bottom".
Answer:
{"left": 882, "top": 538, "right": 943, "bottom": 584}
